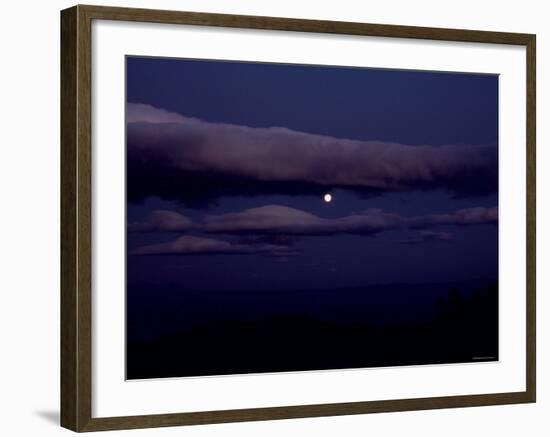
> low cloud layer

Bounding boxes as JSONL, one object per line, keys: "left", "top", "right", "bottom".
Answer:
{"left": 130, "top": 235, "right": 298, "bottom": 257}
{"left": 129, "top": 205, "right": 496, "bottom": 256}
{"left": 128, "top": 210, "right": 193, "bottom": 232}
{"left": 408, "top": 206, "right": 498, "bottom": 229}
{"left": 130, "top": 205, "right": 497, "bottom": 237}
{"left": 203, "top": 205, "right": 405, "bottom": 236}
{"left": 399, "top": 230, "right": 453, "bottom": 245}
{"left": 127, "top": 104, "right": 498, "bottom": 205}
{"left": 204, "top": 205, "right": 497, "bottom": 235}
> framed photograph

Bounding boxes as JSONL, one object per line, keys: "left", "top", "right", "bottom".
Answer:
{"left": 60, "top": 5, "right": 536, "bottom": 432}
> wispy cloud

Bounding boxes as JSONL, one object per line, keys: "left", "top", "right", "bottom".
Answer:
{"left": 128, "top": 210, "right": 192, "bottom": 232}
{"left": 130, "top": 205, "right": 497, "bottom": 236}
{"left": 203, "top": 205, "right": 497, "bottom": 235}
{"left": 203, "top": 205, "right": 405, "bottom": 236}
{"left": 399, "top": 230, "right": 453, "bottom": 245}
{"left": 408, "top": 206, "right": 498, "bottom": 228}
{"left": 129, "top": 235, "right": 299, "bottom": 257}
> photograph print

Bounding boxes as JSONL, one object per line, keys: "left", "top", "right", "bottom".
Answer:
{"left": 126, "top": 57, "right": 499, "bottom": 380}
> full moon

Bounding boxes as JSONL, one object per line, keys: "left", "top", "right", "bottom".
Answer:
{"left": 324, "top": 193, "right": 332, "bottom": 203}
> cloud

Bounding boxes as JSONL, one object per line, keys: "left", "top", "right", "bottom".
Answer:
{"left": 203, "top": 205, "right": 405, "bottom": 236}
{"left": 127, "top": 104, "right": 498, "bottom": 205}
{"left": 128, "top": 210, "right": 193, "bottom": 232}
{"left": 236, "top": 234, "right": 296, "bottom": 247}
{"left": 202, "top": 205, "right": 497, "bottom": 236}
{"left": 129, "top": 235, "right": 299, "bottom": 257}
{"left": 399, "top": 230, "right": 454, "bottom": 245}
{"left": 129, "top": 205, "right": 496, "bottom": 256}
{"left": 408, "top": 206, "right": 499, "bottom": 228}
{"left": 127, "top": 103, "right": 188, "bottom": 124}
{"left": 130, "top": 204, "right": 497, "bottom": 237}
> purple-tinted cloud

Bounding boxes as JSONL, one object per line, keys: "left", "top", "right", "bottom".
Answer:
{"left": 236, "top": 234, "right": 296, "bottom": 247}
{"left": 128, "top": 210, "right": 192, "bottom": 232}
{"left": 127, "top": 104, "right": 498, "bottom": 204}
{"left": 128, "top": 103, "right": 188, "bottom": 124}
{"left": 408, "top": 206, "right": 499, "bottom": 228}
{"left": 130, "top": 235, "right": 299, "bottom": 257}
{"left": 203, "top": 205, "right": 497, "bottom": 236}
{"left": 399, "top": 230, "right": 454, "bottom": 245}
{"left": 130, "top": 204, "right": 497, "bottom": 237}
{"left": 203, "top": 205, "right": 405, "bottom": 236}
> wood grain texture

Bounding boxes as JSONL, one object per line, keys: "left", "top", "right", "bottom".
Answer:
{"left": 525, "top": 35, "right": 536, "bottom": 403}
{"left": 80, "top": 392, "right": 534, "bottom": 432}
{"left": 60, "top": 5, "right": 78, "bottom": 431}
{"left": 76, "top": 4, "right": 93, "bottom": 431}
{"left": 78, "top": 4, "right": 534, "bottom": 44}
{"left": 60, "top": 4, "right": 536, "bottom": 432}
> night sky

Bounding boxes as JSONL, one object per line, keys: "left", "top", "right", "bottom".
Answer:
{"left": 125, "top": 56, "right": 499, "bottom": 376}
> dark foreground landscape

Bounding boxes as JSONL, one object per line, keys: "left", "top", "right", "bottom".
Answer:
{"left": 127, "top": 281, "right": 498, "bottom": 379}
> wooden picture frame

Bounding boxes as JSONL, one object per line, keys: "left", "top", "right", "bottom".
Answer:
{"left": 61, "top": 4, "right": 536, "bottom": 432}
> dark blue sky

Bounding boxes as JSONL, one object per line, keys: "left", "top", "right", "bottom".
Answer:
{"left": 127, "top": 56, "right": 498, "bottom": 146}
{"left": 126, "top": 56, "right": 498, "bottom": 295}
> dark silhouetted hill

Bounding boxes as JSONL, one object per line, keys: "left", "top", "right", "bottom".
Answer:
{"left": 127, "top": 281, "right": 498, "bottom": 379}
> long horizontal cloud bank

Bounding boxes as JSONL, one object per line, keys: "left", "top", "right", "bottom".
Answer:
{"left": 129, "top": 205, "right": 497, "bottom": 237}
{"left": 204, "top": 205, "right": 497, "bottom": 235}
{"left": 130, "top": 235, "right": 299, "bottom": 257}
{"left": 399, "top": 230, "right": 453, "bottom": 245}
{"left": 127, "top": 104, "right": 498, "bottom": 204}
